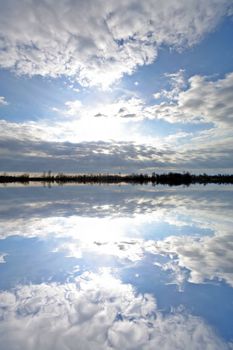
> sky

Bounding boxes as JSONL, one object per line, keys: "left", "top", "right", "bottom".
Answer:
{"left": 0, "top": 0, "right": 233, "bottom": 174}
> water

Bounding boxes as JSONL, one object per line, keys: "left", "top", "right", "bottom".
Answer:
{"left": 0, "top": 184, "right": 232, "bottom": 349}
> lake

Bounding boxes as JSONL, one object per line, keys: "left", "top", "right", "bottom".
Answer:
{"left": 0, "top": 184, "right": 233, "bottom": 349}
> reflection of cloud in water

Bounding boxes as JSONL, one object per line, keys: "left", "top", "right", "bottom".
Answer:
{"left": 154, "top": 233, "right": 233, "bottom": 287}
{"left": 0, "top": 186, "right": 233, "bottom": 298}
{"left": 0, "top": 271, "right": 230, "bottom": 350}
{"left": 55, "top": 231, "right": 233, "bottom": 288}
{"left": 0, "top": 185, "right": 233, "bottom": 220}
{"left": 0, "top": 187, "right": 232, "bottom": 242}
{"left": 0, "top": 215, "right": 146, "bottom": 242}
{"left": 0, "top": 187, "right": 233, "bottom": 253}
{"left": 0, "top": 185, "right": 233, "bottom": 288}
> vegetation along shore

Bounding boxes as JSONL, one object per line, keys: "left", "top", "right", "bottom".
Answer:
{"left": 1, "top": 172, "right": 233, "bottom": 186}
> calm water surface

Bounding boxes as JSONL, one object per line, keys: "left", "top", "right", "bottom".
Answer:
{"left": 0, "top": 184, "right": 233, "bottom": 349}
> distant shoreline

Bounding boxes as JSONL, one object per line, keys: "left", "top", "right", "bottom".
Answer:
{"left": 1, "top": 172, "right": 233, "bottom": 186}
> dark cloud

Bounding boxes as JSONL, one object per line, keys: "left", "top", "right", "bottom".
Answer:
{"left": 0, "top": 138, "right": 175, "bottom": 173}
{"left": 1, "top": 136, "right": 233, "bottom": 173}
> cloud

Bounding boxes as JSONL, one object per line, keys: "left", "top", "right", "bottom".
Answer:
{"left": 0, "top": 271, "right": 230, "bottom": 349}
{"left": 60, "top": 97, "right": 145, "bottom": 119}
{"left": 64, "top": 100, "right": 83, "bottom": 116}
{"left": 1, "top": 67, "right": 233, "bottom": 174}
{"left": 57, "top": 70, "right": 233, "bottom": 128}
{"left": 150, "top": 72, "right": 233, "bottom": 125}
{"left": 0, "top": 254, "right": 7, "bottom": 263}
{"left": 0, "top": 0, "right": 232, "bottom": 87}
{"left": 153, "top": 69, "right": 186, "bottom": 101}
{"left": 0, "top": 122, "right": 177, "bottom": 172}
{"left": 0, "top": 96, "right": 8, "bottom": 106}
{"left": 1, "top": 131, "right": 233, "bottom": 173}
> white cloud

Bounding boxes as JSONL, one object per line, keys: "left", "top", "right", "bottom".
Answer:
{"left": 56, "top": 70, "right": 233, "bottom": 129}
{"left": 60, "top": 97, "right": 145, "bottom": 119}
{"left": 0, "top": 96, "right": 8, "bottom": 106}
{"left": 150, "top": 72, "right": 233, "bottom": 125}
{"left": 0, "top": 254, "right": 7, "bottom": 263}
{"left": 64, "top": 100, "right": 83, "bottom": 116}
{"left": 153, "top": 69, "right": 186, "bottom": 101}
{"left": 0, "top": 271, "right": 230, "bottom": 349}
{"left": 0, "top": 0, "right": 232, "bottom": 88}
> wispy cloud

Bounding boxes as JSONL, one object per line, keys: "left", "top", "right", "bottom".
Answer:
{"left": 0, "top": 96, "right": 8, "bottom": 106}
{"left": 0, "top": 254, "right": 7, "bottom": 263}
{"left": 153, "top": 69, "right": 186, "bottom": 101}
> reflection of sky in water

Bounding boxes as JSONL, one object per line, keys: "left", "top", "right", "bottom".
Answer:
{"left": 0, "top": 185, "right": 233, "bottom": 349}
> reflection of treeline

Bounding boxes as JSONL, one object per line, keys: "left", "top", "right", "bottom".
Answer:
{"left": 1, "top": 172, "right": 233, "bottom": 185}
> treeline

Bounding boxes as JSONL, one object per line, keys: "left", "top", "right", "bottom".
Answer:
{"left": 1, "top": 172, "right": 233, "bottom": 185}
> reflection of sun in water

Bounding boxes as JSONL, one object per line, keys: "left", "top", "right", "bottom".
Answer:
{"left": 59, "top": 216, "right": 138, "bottom": 242}
{"left": 42, "top": 215, "right": 160, "bottom": 262}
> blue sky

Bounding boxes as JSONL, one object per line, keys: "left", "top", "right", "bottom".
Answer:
{"left": 0, "top": 0, "right": 233, "bottom": 173}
